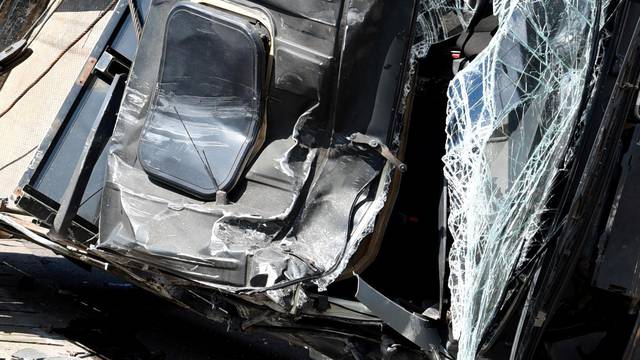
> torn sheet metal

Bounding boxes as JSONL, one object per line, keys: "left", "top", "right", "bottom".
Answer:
{"left": 442, "top": 0, "right": 605, "bottom": 358}
{"left": 97, "top": 0, "right": 418, "bottom": 308}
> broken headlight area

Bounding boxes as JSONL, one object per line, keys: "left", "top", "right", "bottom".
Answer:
{"left": 3, "top": 0, "right": 640, "bottom": 358}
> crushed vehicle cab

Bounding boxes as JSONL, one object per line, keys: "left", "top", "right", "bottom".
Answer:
{"left": 2, "top": 0, "right": 640, "bottom": 358}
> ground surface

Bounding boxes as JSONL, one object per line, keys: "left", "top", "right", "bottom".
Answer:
{"left": 0, "top": 236, "right": 310, "bottom": 359}
{"left": 0, "top": 0, "right": 114, "bottom": 196}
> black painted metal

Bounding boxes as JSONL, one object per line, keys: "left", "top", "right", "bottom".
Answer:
{"left": 51, "top": 74, "right": 126, "bottom": 238}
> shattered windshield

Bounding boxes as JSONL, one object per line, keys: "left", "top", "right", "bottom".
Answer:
{"left": 438, "top": 0, "right": 604, "bottom": 357}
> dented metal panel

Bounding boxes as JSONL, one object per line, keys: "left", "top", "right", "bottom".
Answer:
{"left": 97, "top": 0, "right": 418, "bottom": 308}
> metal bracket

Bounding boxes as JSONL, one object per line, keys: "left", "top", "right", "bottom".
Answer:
{"left": 355, "top": 275, "right": 441, "bottom": 352}
{"left": 94, "top": 51, "right": 130, "bottom": 81}
{"left": 348, "top": 132, "right": 407, "bottom": 172}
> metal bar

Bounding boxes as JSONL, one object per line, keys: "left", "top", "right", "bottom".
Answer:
{"left": 355, "top": 275, "right": 441, "bottom": 351}
{"left": 50, "top": 74, "right": 126, "bottom": 239}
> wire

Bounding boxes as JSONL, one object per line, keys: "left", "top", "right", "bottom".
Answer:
{"left": 126, "top": 0, "right": 142, "bottom": 41}
{"left": 23, "top": 0, "right": 65, "bottom": 48}
{"left": 0, "top": 145, "right": 36, "bottom": 173}
{"left": 238, "top": 170, "right": 377, "bottom": 294}
{"left": 0, "top": 0, "right": 117, "bottom": 119}
{"left": 174, "top": 105, "right": 218, "bottom": 189}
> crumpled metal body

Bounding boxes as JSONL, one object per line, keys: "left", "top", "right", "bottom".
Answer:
{"left": 97, "top": 0, "right": 416, "bottom": 308}
{"left": 2, "top": 0, "right": 619, "bottom": 356}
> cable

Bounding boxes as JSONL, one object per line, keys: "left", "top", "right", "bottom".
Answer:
{"left": 126, "top": 0, "right": 142, "bottom": 41}
{"left": 0, "top": 145, "right": 36, "bottom": 173}
{"left": 0, "top": 0, "right": 117, "bottom": 119}
{"left": 24, "top": 0, "right": 65, "bottom": 48}
{"left": 238, "top": 171, "right": 377, "bottom": 294}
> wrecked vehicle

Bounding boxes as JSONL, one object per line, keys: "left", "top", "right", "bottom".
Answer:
{"left": 2, "top": 0, "right": 640, "bottom": 358}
